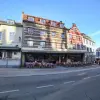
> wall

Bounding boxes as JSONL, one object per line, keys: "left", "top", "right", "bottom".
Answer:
{"left": 0, "top": 24, "right": 22, "bottom": 47}
{"left": 0, "top": 59, "right": 21, "bottom": 68}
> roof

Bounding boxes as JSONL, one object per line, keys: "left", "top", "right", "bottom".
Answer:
{"left": 22, "top": 12, "right": 65, "bottom": 29}
{"left": 0, "top": 20, "right": 23, "bottom": 27}
{"left": 81, "top": 33, "right": 95, "bottom": 43}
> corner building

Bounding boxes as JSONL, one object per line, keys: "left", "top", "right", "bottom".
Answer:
{"left": 21, "top": 13, "right": 68, "bottom": 66}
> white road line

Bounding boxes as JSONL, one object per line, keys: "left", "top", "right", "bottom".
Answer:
{"left": 36, "top": 85, "right": 54, "bottom": 89}
{"left": 83, "top": 74, "right": 100, "bottom": 80}
{"left": 0, "top": 89, "right": 19, "bottom": 94}
{"left": 83, "top": 77, "right": 91, "bottom": 80}
{"left": 78, "top": 72, "right": 86, "bottom": 76}
{"left": 64, "top": 81, "right": 75, "bottom": 84}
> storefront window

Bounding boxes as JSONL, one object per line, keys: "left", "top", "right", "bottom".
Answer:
{"left": 7, "top": 52, "right": 12, "bottom": 58}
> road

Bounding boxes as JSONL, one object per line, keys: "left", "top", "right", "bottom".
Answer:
{"left": 0, "top": 66, "right": 100, "bottom": 100}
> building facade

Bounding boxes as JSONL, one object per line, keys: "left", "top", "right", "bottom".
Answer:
{"left": 0, "top": 19, "right": 22, "bottom": 67}
{"left": 66, "top": 23, "right": 87, "bottom": 62}
{"left": 21, "top": 12, "right": 68, "bottom": 67}
{"left": 82, "top": 33, "right": 95, "bottom": 62}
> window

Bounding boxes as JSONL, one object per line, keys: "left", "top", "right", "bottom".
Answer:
{"left": 7, "top": 20, "right": 15, "bottom": 25}
{"left": 61, "top": 33, "right": 65, "bottom": 38}
{"left": 60, "top": 23, "right": 64, "bottom": 28}
{"left": 40, "top": 41, "right": 45, "bottom": 47}
{"left": 40, "top": 31, "right": 45, "bottom": 36}
{"left": 90, "top": 48, "right": 92, "bottom": 52}
{"left": 24, "top": 27, "right": 28, "bottom": 33}
{"left": 52, "top": 32, "right": 56, "bottom": 36}
{"left": 14, "top": 52, "right": 17, "bottom": 55}
{"left": 40, "top": 19, "right": 46, "bottom": 24}
{"left": 9, "top": 32, "right": 15, "bottom": 41}
{"left": 51, "top": 21, "right": 56, "bottom": 26}
{"left": 86, "top": 39, "right": 88, "bottom": 44}
{"left": 28, "top": 28, "right": 33, "bottom": 34}
{"left": 90, "top": 41, "right": 91, "bottom": 45}
{"left": 69, "top": 34, "right": 72, "bottom": 38}
{"left": 84, "top": 39, "right": 85, "bottom": 43}
{"left": 87, "top": 47, "right": 89, "bottom": 52}
{"left": 28, "top": 17, "right": 34, "bottom": 22}
{"left": 7, "top": 52, "right": 12, "bottom": 58}
{"left": 27, "top": 40, "right": 33, "bottom": 46}
{"left": 77, "top": 44, "right": 80, "bottom": 50}
{"left": 0, "top": 32, "right": 2, "bottom": 40}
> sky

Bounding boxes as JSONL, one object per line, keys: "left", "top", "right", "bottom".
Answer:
{"left": 0, "top": 0, "right": 100, "bottom": 48}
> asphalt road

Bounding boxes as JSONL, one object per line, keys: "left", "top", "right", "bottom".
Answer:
{"left": 0, "top": 67, "right": 100, "bottom": 100}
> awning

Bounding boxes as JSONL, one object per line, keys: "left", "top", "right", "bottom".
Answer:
{"left": 0, "top": 46, "right": 21, "bottom": 51}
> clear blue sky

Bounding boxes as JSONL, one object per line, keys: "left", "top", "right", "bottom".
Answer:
{"left": 0, "top": 0, "right": 100, "bottom": 48}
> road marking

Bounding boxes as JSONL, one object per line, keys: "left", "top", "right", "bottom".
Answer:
{"left": 78, "top": 72, "right": 86, "bottom": 76}
{"left": 0, "top": 67, "right": 100, "bottom": 77}
{"left": 83, "top": 77, "right": 90, "bottom": 80}
{"left": 0, "top": 89, "right": 19, "bottom": 94}
{"left": 64, "top": 81, "right": 75, "bottom": 84}
{"left": 83, "top": 74, "right": 100, "bottom": 80}
{"left": 36, "top": 85, "right": 54, "bottom": 89}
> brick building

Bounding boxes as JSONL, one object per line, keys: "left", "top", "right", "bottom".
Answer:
{"left": 66, "top": 23, "right": 87, "bottom": 62}
{"left": 21, "top": 12, "right": 68, "bottom": 66}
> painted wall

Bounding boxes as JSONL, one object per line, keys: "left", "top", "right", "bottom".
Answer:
{"left": 0, "top": 25, "right": 22, "bottom": 47}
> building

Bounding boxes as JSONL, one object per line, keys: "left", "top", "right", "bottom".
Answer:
{"left": 81, "top": 33, "right": 96, "bottom": 62}
{"left": 96, "top": 47, "right": 100, "bottom": 63}
{"left": 0, "top": 19, "right": 23, "bottom": 67}
{"left": 66, "top": 23, "right": 87, "bottom": 62}
{"left": 21, "top": 12, "right": 68, "bottom": 67}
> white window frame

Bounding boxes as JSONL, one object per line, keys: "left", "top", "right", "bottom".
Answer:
{"left": 9, "top": 32, "right": 15, "bottom": 41}
{"left": 52, "top": 32, "right": 56, "bottom": 36}
{"left": 28, "top": 17, "right": 34, "bottom": 22}
{"left": 51, "top": 21, "right": 56, "bottom": 26}
{"left": 40, "top": 41, "right": 45, "bottom": 48}
{"left": 40, "top": 19, "right": 46, "bottom": 24}
{"left": 60, "top": 23, "right": 64, "bottom": 28}
{"left": 69, "top": 34, "right": 72, "bottom": 38}
{"left": 40, "top": 31, "right": 45, "bottom": 36}
{"left": 0, "top": 32, "right": 2, "bottom": 40}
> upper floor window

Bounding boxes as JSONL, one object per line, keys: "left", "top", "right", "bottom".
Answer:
{"left": 87, "top": 47, "right": 89, "bottom": 52}
{"left": 69, "top": 34, "right": 72, "bottom": 38}
{"left": 28, "top": 17, "right": 34, "bottom": 22}
{"left": 60, "top": 23, "right": 64, "bottom": 28}
{"left": 9, "top": 32, "right": 15, "bottom": 41}
{"left": 24, "top": 27, "right": 28, "bottom": 33}
{"left": 51, "top": 21, "right": 56, "bottom": 26}
{"left": 40, "top": 19, "right": 46, "bottom": 24}
{"left": 61, "top": 33, "right": 65, "bottom": 39}
{"left": 40, "top": 31, "right": 45, "bottom": 36}
{"left": 28, "top": 28, "right": 34, "bottom": 34}
{"left": 52, "top": 32, "right": 56, "bottom": 36}
{"left": 40, "top": 41, "right": 45, "bottom": 47}
{"left": 0, "top": 32, "right": 2, "bottom": 40}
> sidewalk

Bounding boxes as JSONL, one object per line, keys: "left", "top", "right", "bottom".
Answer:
{"left": 0, "top": 65, "right": 99, "bottom": 77}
